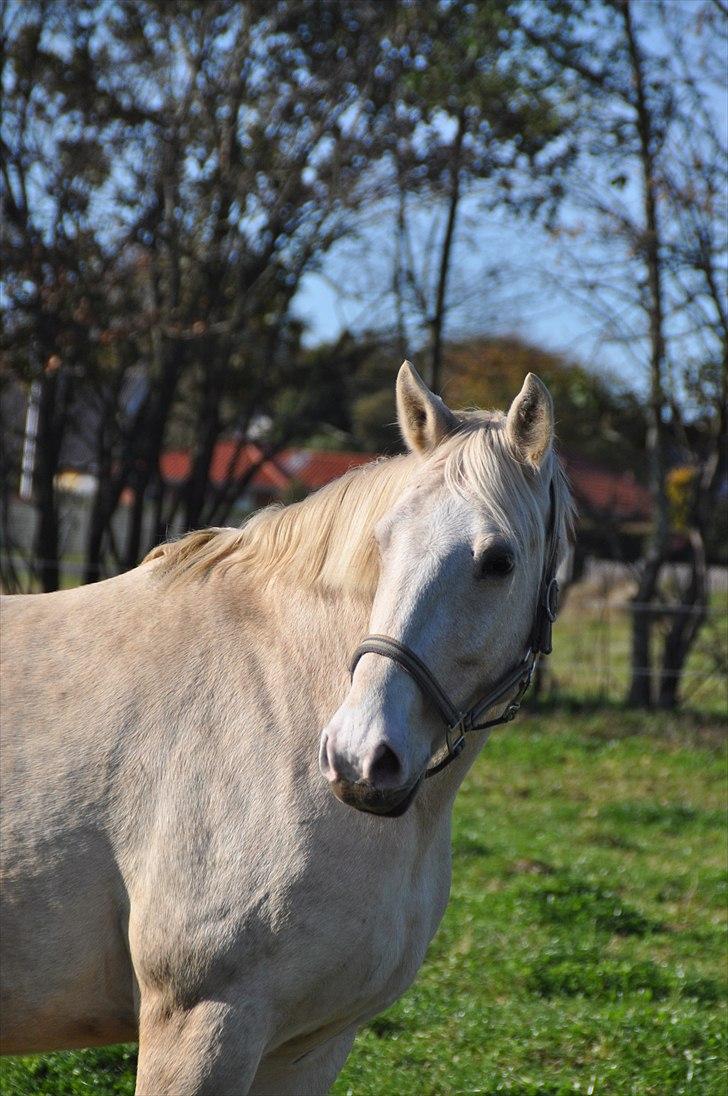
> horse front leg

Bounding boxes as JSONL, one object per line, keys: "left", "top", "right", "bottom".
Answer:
{"left": 134, "top": 989, "right": 264, "bottom": 1096}
{"left": 248, "top": 1026, "right": 359, "bottom": 1096}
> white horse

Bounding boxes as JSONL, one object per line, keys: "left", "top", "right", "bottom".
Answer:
{"left": 0, "top": 364, "right": 571, "bottom": 1094}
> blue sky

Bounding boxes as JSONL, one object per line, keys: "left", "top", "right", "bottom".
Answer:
{"left": 294, "top": 203, "right": 636, "bottom": 382}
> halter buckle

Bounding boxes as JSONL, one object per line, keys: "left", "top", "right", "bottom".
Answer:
{"left": 446, "top": 721, "right": 466, "bottom": 759}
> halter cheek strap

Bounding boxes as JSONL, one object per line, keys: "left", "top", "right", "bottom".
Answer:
{"left": 349, "top": 480, "right": 560, "bottom": 779}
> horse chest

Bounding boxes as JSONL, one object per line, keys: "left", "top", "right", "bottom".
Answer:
{"left": 129, "top": 764, "right": 454, "bottom": 1052}
{"left": 258, "top": 821, "right": 452, "bottom": 1041}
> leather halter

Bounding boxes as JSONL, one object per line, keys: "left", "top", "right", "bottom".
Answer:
{"left": 350, "top": 480, "right": 560, "bottom": 779}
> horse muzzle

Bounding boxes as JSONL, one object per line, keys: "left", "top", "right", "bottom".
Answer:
{"left": 328, "top": 775, "right": 423, "bottom": 818}
{"left": 318, "top": 714, "right": 426, "bottom": 817}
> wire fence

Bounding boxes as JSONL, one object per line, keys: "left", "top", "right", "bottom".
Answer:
{"left": 540, "top": 595, "right": 727, "bottom": 713}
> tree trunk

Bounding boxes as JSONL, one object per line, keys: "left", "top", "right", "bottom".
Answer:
{"left": 183, "top": 357, "right": 221, "bottom": 532}
{"left": 84, "top": 481, "right": 118, "bottom": 584}
{"left": 621, "top": 0, "right": 670, "bottom": 707}
{"left": 203, "top": 443, "right": 287, "bottom": 529}
{"left": 84, "top": 395, "right": 119, "bottom": 583}
{"left": 149, "top": 473, "right": 172, "bottom": 550}
{"left": 627, "top": 552, "right": 662, "bottom": 707}
{"left": 657, "top": 529, "right": 708, "bottom": 709}
{"left": 34, "top": 369, "right": 67, "bottom": 592}
{"left": 124, "top": 477, "right": 147, "bottom": 570}
{"left": 394, "top": 179, "right": 409, "bottom": 364}
{"left": 121, "top": 341, "right": 182, "bottom": 570}
{"left": 429, "top": 110, "right": 465, "bottom": 394}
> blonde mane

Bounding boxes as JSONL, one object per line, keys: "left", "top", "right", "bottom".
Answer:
{"left": 146, "top": 454, "right": 416, "bottom": 596}
{"left": 146, "top": 413, "right": 573, "bottom": 596}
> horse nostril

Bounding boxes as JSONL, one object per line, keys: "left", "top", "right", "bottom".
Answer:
{"left": 366, "top": 742, "right": 402, "bottom": 787}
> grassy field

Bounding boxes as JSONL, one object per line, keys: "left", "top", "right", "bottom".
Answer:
{"left": 1, "top": 703, "right": 725, "bottom": 1096}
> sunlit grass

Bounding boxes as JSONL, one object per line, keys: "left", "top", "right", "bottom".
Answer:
{"left": 331, "top": 709, "right": 726, "bottom": 1095}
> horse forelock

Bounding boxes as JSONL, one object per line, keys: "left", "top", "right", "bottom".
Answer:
{"left": 147, "top": 413, "right": 573, "bottom": 594}
{"left": 440, "top": 411, "right": 574, "bottom": 568}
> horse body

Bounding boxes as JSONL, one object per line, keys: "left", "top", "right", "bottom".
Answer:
{"left": 1, "top": 574, "right": 144, "bottom": 1051}
{"left": 1, "top": 563, "right": 455, "bottom": 1087}
{"left": 1, "top": 365, "right": 571, "bottom": 1093}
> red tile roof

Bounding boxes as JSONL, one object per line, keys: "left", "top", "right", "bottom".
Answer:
{"left": 278, "top": 448, "right": 373, "bottom": 489}
{"left": 562, "top": 455, "right": 651, "bottom": 520}
{"left": 160, "top": 442, "right": 651, "bottom": 520}
{"left": 160, "top": 442, "right": 373, "bottom": 493}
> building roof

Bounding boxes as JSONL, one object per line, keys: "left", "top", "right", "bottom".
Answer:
{"left": 160, "top": 441, "right": 651, "bottom": 521}
{"left": 160, "top": 442, "right": 372, "bottom": 494}
{"left": 564, "top": 455, "right": 652, "bottom": 521}
{"left": 278, "top": 448, "right": 374, "bottom": 490}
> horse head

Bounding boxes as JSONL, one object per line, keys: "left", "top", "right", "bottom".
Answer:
{"left": 320, "top": 362, "right": 568, "bottom": 816}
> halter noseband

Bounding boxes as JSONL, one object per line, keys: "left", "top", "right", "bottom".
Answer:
{"left": 349, "top": 480, "right": 560, "bottom": 778}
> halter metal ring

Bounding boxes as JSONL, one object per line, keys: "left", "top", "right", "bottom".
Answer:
{"left": 446, "top": 721, "right": 466, "bottom": 758}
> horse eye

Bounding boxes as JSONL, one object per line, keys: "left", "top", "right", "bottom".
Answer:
{"left": 475, "top": 546, "right": 515, "bottom": 579}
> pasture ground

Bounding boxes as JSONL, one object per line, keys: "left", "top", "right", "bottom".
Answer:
{"left": 1, "top": 595, "right": 726, "bottom": 1095}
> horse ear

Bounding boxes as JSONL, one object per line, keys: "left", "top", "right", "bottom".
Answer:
{"left": 396, "top": 361, "right": 456, "bottom": 454}
{"left": 505, "top": 373, "right": 554, "bottom": 467}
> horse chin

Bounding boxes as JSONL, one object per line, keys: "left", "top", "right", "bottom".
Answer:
{"left": 330, "top": 776, "right": 423, "bottom": 818}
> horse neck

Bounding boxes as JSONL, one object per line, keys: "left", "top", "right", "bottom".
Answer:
{"left": 267, "top": 580, "right": 372, "bottom": 683}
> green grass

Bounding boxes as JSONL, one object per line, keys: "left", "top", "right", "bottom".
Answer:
{"left": 2, "top": 709, "right": 726, "bottom": 1095}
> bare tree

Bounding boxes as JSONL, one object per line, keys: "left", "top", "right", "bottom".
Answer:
{"left": 1, "top": 1, "right": 411, "bottom": 585}
{"left": 302, "top": 1, "right": 576, "bottom": 392}
{"left": 516, "top": 0, "right": 727, "bottom": 707}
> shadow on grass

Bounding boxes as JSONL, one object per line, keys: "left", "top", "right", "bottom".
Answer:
{"left": 452, "top": 833, "right": 494, "bottom": 859}
{"left": 526, "top": 693, "right": 728, "bottom": 726}
{"left": 598, "top": 801, "right": 723, "bottom": 833}
{"left": 367, "top": 1016, "right": 409, "bottom": 1039}
{"left": 527, "top": 948, "right": 724, "bottom": 1004}
{"left": 533, "top": 877, "right": 659, "bottom": 936}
